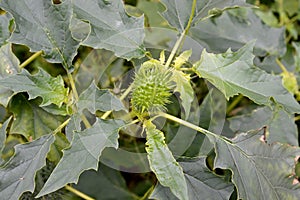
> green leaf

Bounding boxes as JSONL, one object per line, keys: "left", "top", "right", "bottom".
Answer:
{"left": 37, "top": 118, "right": 125, "bottom": 197}
{"left": 0, "top": 134, "right": 55, "bottom": 200}
{"left": 172, "top": 70, "right": 194, "bottom": 118}
{"left": 160, "top": 0, "right": 249, "bottom": 32}
{"left": 229, "top": 106, "right": 298, "bottom": 146}
{"left": 193, "top": 42, "right": 300, "bottom": 113}
{"left": 65, "top": 113, "right": 82, "bottom": 142}
{"left": 0, "top": 43, "right": 20, "bottom": 107}
{"left": 0, "top": 68, "right": 69, "bottom": 107}
{"left": 189, "top": 8, "right": 286, "bottom": 56}
{"left": 77, "top": 81, "right": 126, "bottom": 114}
{"left": 292, "top": 42, "right": 300, "bottom": 71}
{"left": 9, "top": 94, "right": 66, "bottom": 140}
{"left": 0, "top": 0, "right": 80, "bottom": 70}
{"left": 73, "top": 0, "right": 145, "bottom": 60}
{"left": 0, "top": 117, "right": 10, "bottom": 163}
{"left": 0, "top": 12, "right": 12, "bottom": 46}
{"left": 47, "top": 132, "right": 70, "bottom": 165}
{"left": 207, "top": 129, "right": 300, "bottom": 200}
{"left": 145, "top": 121, "right": 188, "bottom": 200}
{"left": 74, "top": 164, "right": 140, "bottom": 200}
{"left": 150, "top": 157, "right": 234, "bottom": 200}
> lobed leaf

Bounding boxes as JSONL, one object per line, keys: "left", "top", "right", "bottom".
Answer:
{"left": 0, "top": 0, "right": 80, "bottom": 70}
{"left": 150, "top": 157, "right": 234, "bottom": 200}
{"left": 0, "top": 134, "right": 55, "bottom": 200}
{"left": 77, "top": 81, "right": 125, "bottom": 114}
{"left": 73, "top": 0, "right": 145, "bottom": 60}
{"left": 193, "top": 41, "right": 300, "bottom": 113}
{"left": 189, "top": 8, "right": 286, "bottom": 56}
{"left": 9, "top": 94, "right": 66, "bottom": 140}
{"left": 0, "top": 12, "right": 12, "bottom": 46}
{"left": 0, "top": 68, "right": 69, "bottom": 107}
{"left": 229, "top": 106, "right": 298, "bottom": 145}
{"left": 207, "top": 129, "right": 300, "bottom": 200}
{"left": 0, "top": 43, "right": 20, "bottom": 107}
{"left": 160, "top": 0, "right": 249, "bottom": 32}
{"left": 0, "top": 117, "right": 10, "bottom": 164}
{"left": 145, "top": 121, "right": 188, "bottom": 200}
{"left": 37, "top": 118, "right": 125, "bottom": 197}
{"left": 172, "top": 70, "right": 194, "bottom": 118}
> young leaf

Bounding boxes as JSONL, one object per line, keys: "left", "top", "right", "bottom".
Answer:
{"left": 0, "top": 0, "right": 80, "bottom": 70}
{"left": 145, "top": 121, "right": 188, "bottom": 200}
{"left": 229, "top": 106, "right": 298, "bottom": 146}
{"left": 150, "top": 157, "right": 234, "bottom": 200}
{"left": 0, "top": 134, "right": 55, "bottom": 200}
{"left": 0, "top": 43, "right": 20, "bottom": 107}
{"left": 73, "top": 0, "right": 145, "bottom": 60}
{"left": 37, "top": 118, "right": 125, "bottom": 197}
{"left": 77, "top": 82, "right": 126, "bottom": 114}
{"left": 0, "top": 68, "right": 69, "bottom": 107}
{"left": 193, "top": 42, "right": 300, "bottom": 113}
{"left": 160, "top": 0, "right": 249, "bottom": 32}
{"left": 189, "top": 8, "right": 285, "bottom": 56}
{"left": 9, "top": 94, "right": 66, "bottom": 140}
{"left": 207, "top": 129, "right": 300, "bottom": 200}
{"left": 172, "top": 70, "right": 194, "bottom": 118}
{"left": 173, "top": 50, "right": 192, "bottom": 69}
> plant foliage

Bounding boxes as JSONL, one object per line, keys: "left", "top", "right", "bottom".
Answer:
{"left": 0, "top": 0, "right": 300, "bottom": 199}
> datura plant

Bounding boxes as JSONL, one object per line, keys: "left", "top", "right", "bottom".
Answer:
{"left": 0, "top": 0, "right": 300, "bottom": 200}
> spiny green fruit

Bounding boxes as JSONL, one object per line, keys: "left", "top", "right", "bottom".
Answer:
{"left": 131, "top": 60, "right": 174, "bottom": 115}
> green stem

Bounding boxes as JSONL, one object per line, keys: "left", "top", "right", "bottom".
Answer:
{"left": 185, "top": 0, "right": 197, "bottom": 35}
{"left": 19, "top": 51, "right": 43, "bottom": 69}
{"left": 165, "top": 32, "right": 186, "bottom": 68}
{"left": 100, "top": 84, "right": 133, "bottom": 120}
{"left": 226, "top": 94, "right": 243, "bottom": 115}
{"left": 276, "top": 58, "right": 288, "bottom": 73}
{"left": 157, "top": 112, "right": 231, "bottom": 143}
{"left": 176, "top": 0, "right": 197, "bottom": 56}
{"left": 65, "top": 185, "right": 95, "bottom": 200}
{"left": 52, "top": 118, "right": 70, "bottom": 135}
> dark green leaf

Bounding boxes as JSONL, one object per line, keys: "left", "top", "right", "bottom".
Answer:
{"left": 207, "top": 129, "right": 300, "bottom": 200}
{"left": 229, "top": 106, "right": 298, "bottom": 145}
{"left": 0, "top": 0, "right": 80, "bottom": 70}
{"left": 0, "top": 117, "right": 10, "bottom": 164}
{"left": 9, "top": 94, "right": 66, "bottom": 139}
{"left": 0, "top": 12, "right": 12, "bottom": 46}
{"left": 193, "top": 42, "right": 300, "bottom": 113}
{"left": 77, "top": 81, "right": 125, "bottom": 114}
{"left": 150, "top": 157, "right": 234, "bottom": 200}
{"left": 73, "top": 0, "right": 145, "bottom": 60}
{"left": 37, "top": 118, "right": 125, "bottom": 197}
{"left": 0, "top": 134, "right": 55, "bottom": 200}
{"left": 145, "top": 121, "right": 188, "bottom": 200}
{"left": 47, "top": 132, "right": 70, "bottom": 165}
{"left": 160, "top": 0, "right": 249, "bottom": 32}
{"left": 0, "top": 43, "right": 20, "bottom": 107}
{"left": 0, "top": 68, "right": 68, "bottom": 107}
{"left": 189, "top": 8, "right": 286, "bottom": 56}
{"left": 74, "top": 164, "right": 140, "bottom": 200}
